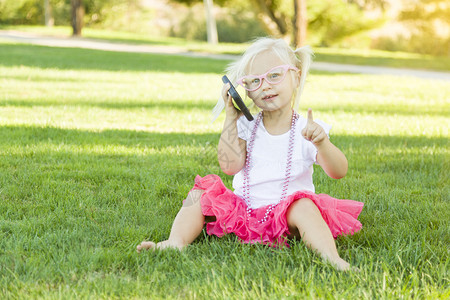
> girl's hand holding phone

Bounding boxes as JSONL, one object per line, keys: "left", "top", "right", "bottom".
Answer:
{"left": 222, "top": 82, "right": 242, "bottom": 120}
{"left": 221, "top": 76, "right": 254, "bottom": 121}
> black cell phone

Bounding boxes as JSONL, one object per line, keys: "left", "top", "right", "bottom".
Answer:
{"left": 222, "top": 75, "right": 254, "bottom": 121}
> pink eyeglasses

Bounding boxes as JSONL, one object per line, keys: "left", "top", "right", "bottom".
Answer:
{"left": 237, "top": 64, "right": 299, "bottom": 92}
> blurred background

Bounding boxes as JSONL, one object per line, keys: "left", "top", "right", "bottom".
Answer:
{"left": 0, "top": 0, "right": 448, "bottom": 56}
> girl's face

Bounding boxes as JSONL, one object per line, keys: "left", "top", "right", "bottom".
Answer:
{"left": 245, "top": 51, "right": 299, "bottom": 113}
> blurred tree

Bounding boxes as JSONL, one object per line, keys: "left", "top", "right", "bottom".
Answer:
{"left": 345, "top": 0, "right": 388, "bottom": 10}
{"left": 44, "top": 0, "right": 54, "bottom": 26}
{"left": 397, "top": 0, "right": 449, "bottom": 55}
{"left": 252, "top": 0, "right": 289, "bottom": 36}
{"left": 0, "top": 0, "right": 138, "bottom": 28}
{"left": 250, "top": 0, "right": 382, "bottom": 46}
{"left": 0, "top": 0, "right": 42, "bottom": 24}
{"left": 170, "top": 2, "right": 267, "bottom": 43}
{"left": 308, "top": 0, "right": 382, "bottom": 46}
{"left": 71, "top": 0, "right": 84, "bottom": 36}
{"left": 204, "top": 0, "right": 218, "bottom": 44}
{"left": 170, "top": 0, "right": 220, "bottom": 44}
{"left": 399, "top": 0, "right": 449, "bottom": 30}
{"left": 293, "top": 0, "right": 307, "bottom": 47}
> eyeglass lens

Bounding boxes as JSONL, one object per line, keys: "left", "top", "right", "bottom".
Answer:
{"left": 242, "top": 66, "right": 287, "bottom": 91}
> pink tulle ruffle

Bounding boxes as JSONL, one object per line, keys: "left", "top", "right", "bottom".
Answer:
{"left": 191, "top": 174, "right": 363, "bottom": 247}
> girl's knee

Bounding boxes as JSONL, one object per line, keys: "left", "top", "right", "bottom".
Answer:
{"left": 183, "top": 189, "right": 204, "bottom": 207}
{"left": 185, "top": 189, "right": 218, "bottom": 223}
{"left": 287, "top": 198, "right": 317, "bottom": 225}
{"left": 289, "top": 198, "right": 316, "bottom": 214}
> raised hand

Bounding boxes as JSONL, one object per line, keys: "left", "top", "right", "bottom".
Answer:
{"left": 301, "top": 108, "right": 327, "bottom": 146}
{"left": 222, "top": 83, "right": 242, "bottom": 120}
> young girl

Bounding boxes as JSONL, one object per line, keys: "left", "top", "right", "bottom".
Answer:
{"left": 137, "top": 38, "right": 363, "bottom": 271}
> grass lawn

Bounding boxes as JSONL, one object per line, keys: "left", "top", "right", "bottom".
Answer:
{"left": 0, "top": 41, "right": 449, "bottom": 298}
{"left": 2, "top": 25, "right": 450, "bottom": 72}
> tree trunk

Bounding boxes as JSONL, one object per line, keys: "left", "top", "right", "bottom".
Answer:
{"left": 44, "top": 0, "right": 54, "bottom": 27}
{"left": 71, "top": 0, "right": 84, "bottom": 36}
{"left": 203, "top": 0, "right": 218, "bottom": 44}
{"left": 293, "top": 0, "right": 307, "bottom": 47}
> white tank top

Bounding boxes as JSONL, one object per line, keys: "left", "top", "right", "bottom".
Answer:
{"left": 232, "top": 114, "right": 331, "bottom": 209}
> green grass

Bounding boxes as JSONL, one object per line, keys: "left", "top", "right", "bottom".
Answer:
{"left": 0, "top": 41, "right": 449, "bottom": 298}
{"left": 2, "top": 25, "right": 450, "bottom": 71}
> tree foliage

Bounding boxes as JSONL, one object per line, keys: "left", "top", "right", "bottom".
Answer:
{"left": 249, "top": 0, "right": 383, "bottom": 46}
{"left": 399, "top": 0, "right": 449, "bottom": 27}
{"left": 0, "top": 0, "right": 447, "bottom": 55}
{"left": 169, "top": 3, "right": 266, "bottom": 43}
{"left": 345, "top": 0, "right": 388, "bottom": 10}
{"left": 308, "top": 0, "right": 382, "bottom": 46}
{"left": 0, "top": 0, "right": 43, "bottom": 24}
{"left": 373, "top": 0, "right": 449, "bottom": 56}
{"left": 0, "top": 0, "right": 139, "bottom": 26}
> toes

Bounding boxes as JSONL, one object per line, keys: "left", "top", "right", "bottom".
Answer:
{"left": 136, "top": 241, "right": 156, "bottom": 253}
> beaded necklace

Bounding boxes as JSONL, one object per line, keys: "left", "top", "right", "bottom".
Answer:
{"left": 243, "top": 111, "right": 299, "bottom": 223}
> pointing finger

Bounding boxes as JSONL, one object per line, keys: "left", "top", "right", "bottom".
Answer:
{"left": 307, "top": 108, "right": 314, "bottom": 124}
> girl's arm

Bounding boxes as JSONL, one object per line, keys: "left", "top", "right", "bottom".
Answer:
{"left": 217, "top": 83, "right": 247, "bottom": 175}
{"left": 302, "top": 109, "right": 348, "bottom": 179}
{"left": 315, "top": 139, "right": 348, "bottom": 179}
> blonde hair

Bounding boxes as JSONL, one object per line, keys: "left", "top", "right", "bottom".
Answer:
{"left": 212, "top": 37, "right": 314, "bottom": 122}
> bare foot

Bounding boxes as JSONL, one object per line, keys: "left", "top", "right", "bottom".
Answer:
{"left": 332, "top": 257, "right": 351, "bottom": 271}
{"left": 329, "top": 257, "right": 361, "bottom": 272}
{"left": 136, "top": 241, "right": 156, "bottom": 253}
{"left": 136, "top": 240, "right": 184, "bottom": 253}
{"left": 322, "top": 255, "right": 353, "bottom": 271}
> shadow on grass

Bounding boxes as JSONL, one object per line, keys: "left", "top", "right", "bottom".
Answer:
{"left": 1, "top": 125, "right": 446, "bottom": 182}
{"left": 0, "top": 99, "right": 215, "bottom": 111}
{"left": 0, "top": 43, "right": 229, "bottom": 73}
{"left": 317, "top": 103, "right": 448, "bottom": 117}
{"left": 1, "top": 125, "right": 446, "bottom": 165}
{"left": 1, "top": 97, "right": 447, "bottom": 117}
{"left": 1, "top": 123, "right": 447, "bottom": 144}
{"left": 0, "top": 125, "right": 219, "bottom": 149}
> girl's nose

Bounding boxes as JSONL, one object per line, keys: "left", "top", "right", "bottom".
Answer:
{"left": 260, "top": 78, "right": 271, "bottom": 90}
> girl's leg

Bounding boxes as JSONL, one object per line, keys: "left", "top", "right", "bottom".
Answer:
{"left": 286, "top": 198, "right": 351, "bottom": 271}
{"left": 137, "top": 190, "right": 205, "bottom": 252}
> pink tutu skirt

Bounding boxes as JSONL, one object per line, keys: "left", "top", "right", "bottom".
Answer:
{"left": 190, "top": 174, "right": 363, "bottom": 247}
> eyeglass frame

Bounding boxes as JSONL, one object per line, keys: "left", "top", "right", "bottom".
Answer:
{"left": 236, "top": 64, "right": 300, "bottom": 92}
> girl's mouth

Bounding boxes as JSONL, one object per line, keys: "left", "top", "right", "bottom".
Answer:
{"left": 262, "top": 94, "right": 277, "bottom": 101}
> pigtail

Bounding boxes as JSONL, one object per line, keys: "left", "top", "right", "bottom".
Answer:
{"left": 211, "top": 97, "right": 225, "bottom": 123}
{"left": 292, "top": 45, "right": 314, "bottom": 113}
